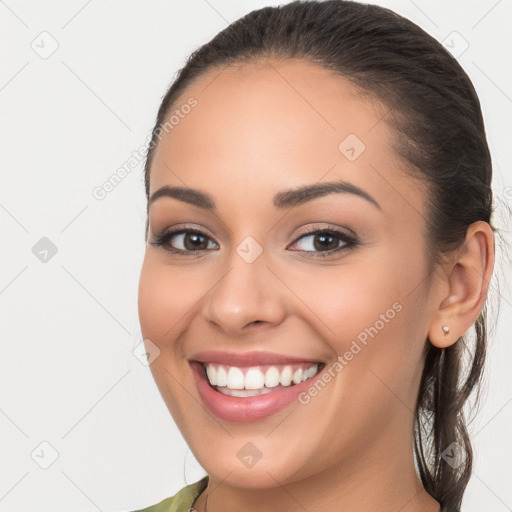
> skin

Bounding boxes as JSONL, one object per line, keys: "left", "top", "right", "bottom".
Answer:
{"left": 138, "top": 58, "right": 494, "bottom": 512}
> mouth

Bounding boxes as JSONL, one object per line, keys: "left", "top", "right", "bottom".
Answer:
{"left": 195, "top": 360, "right": 326, "bottom": 397}
{"left": 189, "top": 358, "right": 328, "bottom": 422}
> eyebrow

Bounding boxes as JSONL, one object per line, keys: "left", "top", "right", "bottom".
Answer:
{"left": 148, "top": 180, "right": 381, "bottom": 211}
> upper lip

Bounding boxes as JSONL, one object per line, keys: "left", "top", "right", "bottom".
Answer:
{"left": 189, "top": 350, "right": 324, "bottom": 367}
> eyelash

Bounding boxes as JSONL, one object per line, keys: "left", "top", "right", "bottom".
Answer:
{"left": 150, "top": 224, "right": 358, "bottom": 259}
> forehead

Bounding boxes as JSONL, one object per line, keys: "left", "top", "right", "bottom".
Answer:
{"left": 153, "top": 58, "right": 384, "bottom": 171}
{"left": 149, "top": 58, "right": 425, "bottom": 220}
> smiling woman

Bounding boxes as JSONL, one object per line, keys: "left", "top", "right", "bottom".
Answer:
{"left": 133, "top": 1, "right": 498, "bottom": 511}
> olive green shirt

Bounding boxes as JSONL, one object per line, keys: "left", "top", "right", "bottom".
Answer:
{"left": 132, "top": 475, "right": 209, "bottom": 512}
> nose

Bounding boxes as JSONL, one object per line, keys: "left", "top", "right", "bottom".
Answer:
{"left": 202, "top": 248, "right": 287, "bottom": 335}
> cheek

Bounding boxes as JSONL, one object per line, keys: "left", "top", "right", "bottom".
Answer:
{"left": 286, "top": 252, "right": 426, "bottom": 386}
{"left": 289, "top": 258, "right": 405, "bottom": 344}
{"left": 137, "top": 256, "right": 203, "bottom": 421}
{"left": 137, "top": 255, "right": 203, "bottom": 349}
{"left": 285, "top": 257, "right": 427, "bottom": 444}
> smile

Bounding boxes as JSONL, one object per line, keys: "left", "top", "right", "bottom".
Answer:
{"left": 204, "top": 362, "right": 322, "bottom": 396}
{"left": 190, "top": 360, "right": 327, "bottom": 422}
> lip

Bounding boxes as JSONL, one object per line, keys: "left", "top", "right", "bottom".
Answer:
{"left": 190, "top": 360, "right": 326, "bottom": 422}
{"left": 188, "top": 350, "right": 324, "bottom": 367}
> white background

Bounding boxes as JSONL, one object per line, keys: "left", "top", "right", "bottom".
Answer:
{"left": 1, "top": 1, "right": 511, "bottom": 511}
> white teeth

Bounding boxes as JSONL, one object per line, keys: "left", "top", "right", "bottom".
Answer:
{"left": 204, "top": 362, "right": 320, "bottom": 390}
{"left": 218, "top": 387, "right": 274, "bottom": 397}
{"left": 216, "top": 366, "right": 227, "bottom": 387}
{"left": 227, "top": 367, "right": 245, "bottom": 389}
{"left": 292, "top": 368, "right": 303, "bottom": 384}
{"left": 206, "top": 364, "right": 215, "bottom": 384}
{"left": 280, "top": 365, "right": 292, "bottom": 386}
{"left": 245, "top": 367, "right": 265, "bottom": 389}
{"left": 264, "top": 366, "right": 280, "bottom": 388}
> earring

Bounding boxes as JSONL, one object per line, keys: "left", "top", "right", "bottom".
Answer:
{"left": 442, "top": 325, "right": 450, "bottom": 335}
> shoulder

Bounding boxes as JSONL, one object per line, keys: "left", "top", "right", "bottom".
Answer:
{"left": 130, "top": 475, "right": 209, "bottom": 512}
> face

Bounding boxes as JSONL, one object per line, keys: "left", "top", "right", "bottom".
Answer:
{"left": 138, "top": 58, "right": 437, "bottom": 488}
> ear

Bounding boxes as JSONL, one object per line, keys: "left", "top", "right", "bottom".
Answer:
{"left": 428, "top": 221, "right": 495, "bottom": 349}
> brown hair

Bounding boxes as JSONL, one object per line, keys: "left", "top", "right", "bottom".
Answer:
{"left": 143, "top": 1, "right": 500, "bottom": 509}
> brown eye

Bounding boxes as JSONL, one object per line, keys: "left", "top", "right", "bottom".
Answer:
{"left": 176, "top": 231, "right": 210, "bottom": 251}
{"left": 150, "top": 229, "right": 219, "bottom": 254}
{"left": 288, "top": 228, "right": 358, "bottom": 258}
{"left": 298, "top": 232, "right": 341, "bottom": 251}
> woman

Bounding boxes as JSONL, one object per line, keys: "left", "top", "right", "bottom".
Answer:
{"left": 135, "top": 1, "right": 497, "bottom": 510}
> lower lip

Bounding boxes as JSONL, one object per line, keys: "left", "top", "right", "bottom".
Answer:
{"left": 190, "top": 361, "right": 325, "bottom": 422}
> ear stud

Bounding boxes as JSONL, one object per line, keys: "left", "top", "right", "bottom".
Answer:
{"left": 442, "top": 325, "right": 450, "bottom": 335}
